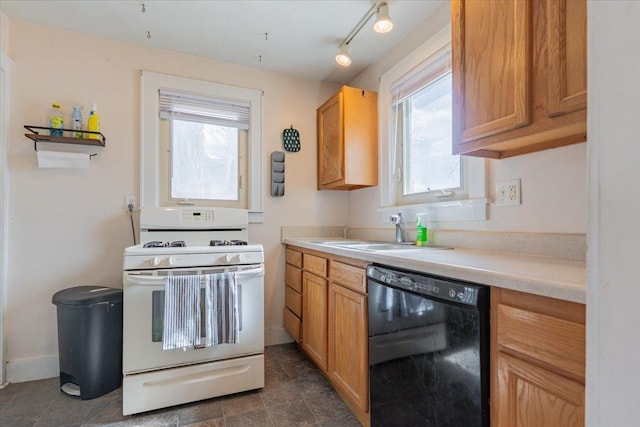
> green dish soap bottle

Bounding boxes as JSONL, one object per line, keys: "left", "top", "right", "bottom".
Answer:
{"left": 416, "top": 214, "right": 428, "bottom": 246}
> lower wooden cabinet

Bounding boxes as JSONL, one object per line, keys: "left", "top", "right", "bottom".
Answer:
{"left": 283, "top": 305, "right": 301, "bottom": 343}
{"left": 491, "top": 288, "right": 585, "bottom": 427}
{"left": 495, "top": 352, "right": 585, "bottom": 427}
{"left": 284, "top": 245, "right": 370, "bottom": 426}
{"left": 302, "top": 271, "right": 328, "bottom": 371}
{"left": 284, "top": 254, "right": 303, "bottom": 343}
{"left": 328, "top": 282, "right": 368, "bottom": 415}
{"left": 285, "top": 246, "right": 586, "bottom": 427}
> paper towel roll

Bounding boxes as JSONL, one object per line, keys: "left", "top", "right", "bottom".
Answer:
{"left": 37, "top": 150, "right": 90, "bottom": 169}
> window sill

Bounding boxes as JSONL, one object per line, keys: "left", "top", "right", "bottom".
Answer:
{"left": 378, "top": 198, "right": 489, "bottom": 224}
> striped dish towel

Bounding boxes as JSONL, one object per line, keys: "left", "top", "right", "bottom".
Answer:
{"left": 162, "top": 275, "right": 202, "bottom": 350}
{"left": 204, "top": 272, "right": 239, "bottom": 346}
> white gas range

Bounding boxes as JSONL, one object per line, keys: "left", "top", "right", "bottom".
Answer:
{"left": 122, "top": 207, "right": 264, "bottom": 416}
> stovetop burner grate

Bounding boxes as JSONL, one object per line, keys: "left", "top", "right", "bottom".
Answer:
{"left": 141, "top": 240, "right": 249, "bottom": 248}
{"left": 210, "top": 239, "right": 248, "bottom": 247}
{"left": 142, "top": 240, "right": 186, "bottom": 248}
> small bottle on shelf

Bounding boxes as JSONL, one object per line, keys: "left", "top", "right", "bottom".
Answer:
{"left": 71, "top": 105, "right": 83, "bottom": 138}
{"left": 49, "top": 103, "right": 64, "bottom": 137}
{"left": 86, "top": 103, "right": 99, "bottom": 139}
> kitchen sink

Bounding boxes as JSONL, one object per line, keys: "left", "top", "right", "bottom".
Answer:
{"left": 317, "top": 240, "right": 452, "bottom": 252}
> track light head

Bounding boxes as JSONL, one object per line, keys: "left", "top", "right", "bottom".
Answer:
{"left": 374, "top": 3, "right": 393, "bottom": 34}
{"left": 335, "top": 46, "right": 352, "bottom": 67}
{"left": 335, "top": 2, "right": 393, "bottom": 67}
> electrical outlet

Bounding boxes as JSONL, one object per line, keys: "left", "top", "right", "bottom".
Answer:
{"left": 124, "top": 195, "right": 137, "bottom": 211}
{"left": 495, "top": 179, "right": 521, "bottom": 206}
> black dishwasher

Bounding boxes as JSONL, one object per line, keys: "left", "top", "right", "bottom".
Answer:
{"left": 368, "top": 264, "right": 489, "bottom": 427}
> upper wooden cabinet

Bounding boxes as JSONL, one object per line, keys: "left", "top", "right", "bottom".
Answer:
{"left": 452, "top": 0, "right": 587, "bottom": 158}
{"left": 317, "top": 86, "right": 378, "bottom": 190}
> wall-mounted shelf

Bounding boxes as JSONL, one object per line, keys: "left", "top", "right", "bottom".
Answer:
{"left": 24, "top": 125, "right": 106, "bottom": 151}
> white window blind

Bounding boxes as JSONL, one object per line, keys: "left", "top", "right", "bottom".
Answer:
{"left": 390, "top": 44, "right": 451, "bottom": 106}
{"left": 159, "top": 89, "right": 250, "bottom": 130}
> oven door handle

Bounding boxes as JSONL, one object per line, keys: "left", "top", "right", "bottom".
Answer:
{"left": 124, "top": 266, "right": 264, "bottom": 285}
{"left": 235, "top": 266, "right": 264, "bottom": 278}
{"left": 124, "top": 274, "right": 167, "bottom": 284}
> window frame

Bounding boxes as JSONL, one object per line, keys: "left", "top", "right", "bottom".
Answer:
{"left": 140, "top": 71, "right": 263, "bottom": 222}
{"left": 378, "top": 25, "right": 488, "bottom": 225}
{"left": 167, "top": 118, "right": 242, "bottom": 203}
{"left": 393, "top": 70, "right": 462, "bottom": 203}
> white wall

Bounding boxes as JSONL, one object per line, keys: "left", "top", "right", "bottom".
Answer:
{"left": 0, "top": 13, "right": 9, "bottom": 53}
{"left": 5, "top": 19, "right": 345, "bottom": 382}
{"left": 587, "top": 2, "right": 640, "bottom": 426}
{"left": 349, "top": 1, "right": 587, "bottom": 234}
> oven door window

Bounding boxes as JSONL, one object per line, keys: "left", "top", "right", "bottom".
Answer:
{"left": 151, "top": 285, "right": 243, "bottom": 342}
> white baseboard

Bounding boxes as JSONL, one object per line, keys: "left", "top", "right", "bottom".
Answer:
{"left": 265, "top": 327, "right": 293, "bottom": 347}
{"left": 6, "top": 354, "right": 59, "bottom": 383}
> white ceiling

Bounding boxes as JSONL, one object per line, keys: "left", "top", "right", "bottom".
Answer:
{"left": 0, "top": 0, "right": 444, "bottom": 84}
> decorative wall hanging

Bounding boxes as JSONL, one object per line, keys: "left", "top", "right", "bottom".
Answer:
{"left": 282, "top": 126, "right": 300, "bottom": 152}
{"left": 271, "top": 151, "right": 285, "bottom": 197}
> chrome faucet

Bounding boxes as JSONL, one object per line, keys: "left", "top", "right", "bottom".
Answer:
{"left": 390, "top": 212, "right": 405, "bottom": 243}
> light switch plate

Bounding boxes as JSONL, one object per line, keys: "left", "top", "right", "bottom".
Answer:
{"left": 496, "top": 179, "right": 521, "bottom": 206}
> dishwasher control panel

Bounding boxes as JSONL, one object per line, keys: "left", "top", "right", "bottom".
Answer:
{"left": 367, "top": 264, "right": 485, "bottom": 306}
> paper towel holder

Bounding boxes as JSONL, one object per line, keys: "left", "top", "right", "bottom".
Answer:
{"left": 24, "top": 125, "right": 105, "bottom": 157}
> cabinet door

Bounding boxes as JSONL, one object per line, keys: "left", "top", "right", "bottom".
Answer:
{"left": 453, "top": 0, "right": 532, "bottom": 147}
{"left": 302, "top": 272, "right": 328, "bottom": 371}
{"left": 327, "top": 283, "right": 368, "bottom": 414}
{"left": 546, "top": 0, "right": 587, "bottom": 116}
{"left": 494, "top": 352, "right": 584, "bottom": 427}
{"left": 317, "top": 92, "right": 344, "bottom": 188}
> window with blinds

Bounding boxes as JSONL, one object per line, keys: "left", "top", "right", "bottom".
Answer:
{"left": 389, "top": 43, "right": 461, "bottom": 205}
{"left": 158, "top": 89, "right": 250, "bottom": 205}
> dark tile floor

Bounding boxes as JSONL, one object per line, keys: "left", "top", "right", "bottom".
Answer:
{"left": 0, "top": 344, "right": 362, "bottom": 427}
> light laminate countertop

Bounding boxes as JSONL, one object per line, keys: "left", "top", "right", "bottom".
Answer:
{"left": 283, "top": 238, "right": 586, "bottom": 304}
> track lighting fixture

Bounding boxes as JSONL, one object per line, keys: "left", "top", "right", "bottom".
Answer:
{"left": 334, "top": 1, "right": 394, "bottom": 67}
{"left": 374, "top": 3, "right": 393, "bottom": 34}
{"left": 335, "top": 45, "right": 353, "bottom": 67}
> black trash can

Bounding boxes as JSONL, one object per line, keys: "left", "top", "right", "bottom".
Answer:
{"left": 52, "top": 285, "right": 123, "bottom": 400}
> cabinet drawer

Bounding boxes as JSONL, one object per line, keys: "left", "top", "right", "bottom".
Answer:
{"left": 285, "top": 286, "right": 302, "bottom": 317}
{"left": 303, "top": 253, "right": 328, "bottom": 277}
{"left": 286, "top": 248, "right": 302, "bottom": 268}
{"left": 330, "top": 261, "right": 367, "bottom": 294}
{"left": 285, "top": 264, "right": 302, "bottom": 293}
{"left": 496, "top": 302, "right": 585, "bottom": 381}
{"left": 283, "top": 308, "right": 301, "bottom": 343}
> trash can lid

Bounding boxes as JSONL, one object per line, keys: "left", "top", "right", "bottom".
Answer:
{"left": 52, "top": 285, "right": 123, "bottom": 306}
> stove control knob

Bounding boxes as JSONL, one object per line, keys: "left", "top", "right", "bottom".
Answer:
{"left": 167, "top": 256, "right": 176, "bottom": 266}
{"left": 218, "top": 255, "right": 230, "bottom": 264}
{"left": 148, "top": 256, "right": 161, "bottom": 267}
{"left": 229, "top": 254, "right": 240, "bottom": 263}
